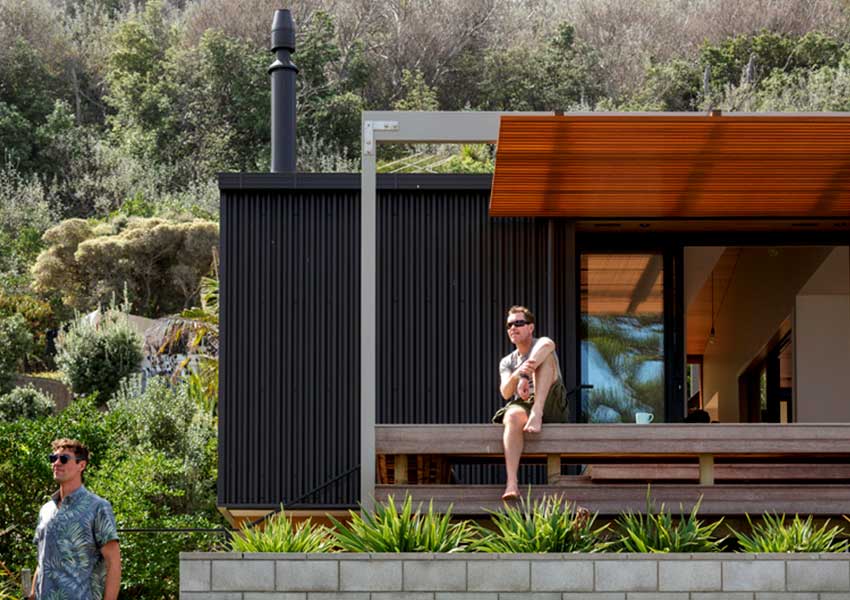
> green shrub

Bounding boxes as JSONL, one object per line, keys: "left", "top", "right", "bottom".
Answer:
{"left": 471, "top": 493, "right": 607, "bottom": 553}
{"left": 0, "top": 314, "right": 34, "bottom": 393}
{"left": 611, "top": 491, "right": 725, "bottom": 553}
{"left": 733, "top": 513, "right": 849, "bottom": 553}
{"left": 0, "top": 292, "right": 59, "bottom": 370}
{"left": 331, "top": 495, "right": 474, "bottom": 552}
{"left": 109, "top": 375, "right": 216, "bottom": 513}
{"left": 55, "top": 307, "right": 143, "bottom": 406}
{"left": 89, "top": 450, "right": 222, "bottom": 597}
{"left": 231, "top": 509, "right": 333, "bottom": 553}
{"left": 0, "top": 385, "right": 54, "bottom": 422}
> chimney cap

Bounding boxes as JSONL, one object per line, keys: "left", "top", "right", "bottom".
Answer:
{"left": 271, "top": 9, "right": 295, "bottom": 52}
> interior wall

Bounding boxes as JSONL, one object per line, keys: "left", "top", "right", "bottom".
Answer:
{"left": 701, "top": 247, "right": 832, "bottom": 423}
{"left": 683, "top": 247, "right": 725, "bottom": 311}
{"left": 794, "top": 247, "right": 850, "bottom": 423}
{"left": 795, "top": 295, "right": 850, "bottom": 422}
{"left": 682, "top": 247, "right": 725, "bottom": 419}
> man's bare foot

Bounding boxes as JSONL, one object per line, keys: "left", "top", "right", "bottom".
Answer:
{"left": 501, "top": 485, "right": 520, "bottom": 501}
{"left": 523, "top": 414, "right": 542, "bottom": 433}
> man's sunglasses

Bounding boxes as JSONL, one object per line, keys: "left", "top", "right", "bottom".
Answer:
{"left": 49, "top": 454, "right": 82, "bottom": 465}
{"left": 506, "top": 320, "right": 529, "bottom": 330}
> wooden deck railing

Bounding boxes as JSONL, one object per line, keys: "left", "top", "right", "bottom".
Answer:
{"left": 375, "top": 423, "right": 850, "bottom": 515}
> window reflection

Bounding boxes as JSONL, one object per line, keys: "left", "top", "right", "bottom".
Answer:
{"left": 580, "top": 254, "right": 665, "bottom": 423}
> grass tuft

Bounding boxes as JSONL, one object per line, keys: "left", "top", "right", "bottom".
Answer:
{"left": 330, "top": 494, "right": 475, "bottom": 552}
{"left": 610, "top": 488, "right": 725, "bottom": 553}
{"left": 733, "top": 513, "right": 849, "bottom": 553}
{"left": 471, "top": 492, "right": 607, "bottom": 553}
{"left": 230, "top": 508, "right": 334, "bottom": 553}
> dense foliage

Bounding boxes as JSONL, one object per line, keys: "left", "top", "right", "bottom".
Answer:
{"left": 33, "top": 217, "right": 219, "bottom": 316}
{"left": 1, "top": 0, "right": 850, "bottom": 196}
{"left": 0, "top": 315, "right": 34, "bottom": 394}
{"left": 0, "top": 385, "right": 54, "bottom": 422}
{"left": 55, "top": 304, "right": 144, "bottom": 405}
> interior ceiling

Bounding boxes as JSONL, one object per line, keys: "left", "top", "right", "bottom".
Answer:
{"left": 581, "top": 254, "right": 664, "bottom": 315}
{"left": 490, "top": 115, "right": 850, "bottom": 224}
{"left": 686, "top": 249, "right": 741, "bottom": 355}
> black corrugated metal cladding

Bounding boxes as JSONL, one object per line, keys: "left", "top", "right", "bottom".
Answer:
{"left": 219, "top": 176, "right": 553, "bottom": 508}
{"left": 378, "top": 189, "right": 549, "bottom": 424}
{"left": 220, "top": 186, "right": 361, "bottom": 508}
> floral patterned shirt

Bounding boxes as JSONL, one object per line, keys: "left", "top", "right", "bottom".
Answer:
{"left": 33, "top": 486, "right": 119, "bottom": 600}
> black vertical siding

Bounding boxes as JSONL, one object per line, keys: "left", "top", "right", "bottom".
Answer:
{"left": 377, "top": 190, "right": 550, "bottom": 424}
{"left": 219, "top": 187, "right": 360, "bottom": 508}
{"left": 219, "top": 175, "right": 563, "bottom": 508}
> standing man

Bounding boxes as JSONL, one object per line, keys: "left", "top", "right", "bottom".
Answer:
{"left": 29, "top": 438, "right": 121, "bottom": 600}
{"left": 493, "top": 306, "right": 567, "bottom": 500}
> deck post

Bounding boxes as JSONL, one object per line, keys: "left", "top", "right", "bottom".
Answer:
{"left": 394, "top": 455, "right": 408, "bottom": 485}
{"left": 547, "top": 454, "right": 561, "bottom": 484}
{"left": 699, "top": 454, "right": 715, "bottom": 485}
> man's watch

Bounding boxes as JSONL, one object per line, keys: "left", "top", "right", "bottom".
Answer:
{"left": 519, "top": 373, "right": 530, "bottom": 380}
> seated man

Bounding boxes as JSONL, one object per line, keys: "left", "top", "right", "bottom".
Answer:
{"left": 493, "top": 305, "right": 567, "bottom": 500}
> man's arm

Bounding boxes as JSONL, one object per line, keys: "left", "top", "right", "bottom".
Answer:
{"left": 500, "top": 366, "right": 521, "bottom": 400}
{"left": 28, "top": 566, "right": 38, "bottom": 599}
{"left": 520, "top": 337, "right": 555, "bottom": 375}
{"left": 101, "top": 540, "right": 121, "bottom": 600}
{"left": 500, "top": 338, "right": 556, "bottom": 399}
{"left": 513, "top": 337, "right": 557, "bottom": 380}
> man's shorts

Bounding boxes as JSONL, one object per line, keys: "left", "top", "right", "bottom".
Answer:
{"left": 491, "top": 379, "right": 568, "bottom": 424}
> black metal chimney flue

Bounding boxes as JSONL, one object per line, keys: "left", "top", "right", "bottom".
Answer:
{"left": 269, "top": 9, "right": 297, "bottom": 173}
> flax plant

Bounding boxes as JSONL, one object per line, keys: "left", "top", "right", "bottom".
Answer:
{"left": 330, "top": 495, "right": 474, "bottom": 552}
{"left": 733, "top": 514, "right": 849, "bottom": 553}
{"left": 230, "top": 508, "right": 334, "bottom": 553}
{"left": 612, "top": 490, "right": 725, "bottom": 553}
{"left": 471, "top": 493, "right": 607, "bottom": 553}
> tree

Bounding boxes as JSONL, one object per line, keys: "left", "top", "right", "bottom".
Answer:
{"left": 104, "top": 0, "right": 181, "bottom": 169}
{"left": 33, "top": 217, "right": 219, "bottom": 317}
{"left": 168, "top": 29, "right": 270, "bottom": 177}
{"left": 475, "top": 22, "right": 601, "bottom": 111}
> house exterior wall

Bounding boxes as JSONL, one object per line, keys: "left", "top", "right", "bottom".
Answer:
{"left": 219, "top": 183, "right": 361, "bottom": 509}
{"left": 218, "top": 174, "right": 569, "bottom": 508}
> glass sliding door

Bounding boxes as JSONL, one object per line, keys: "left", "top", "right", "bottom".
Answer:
{"left": 580, "top": 253, "right": 665, "bottom": 423}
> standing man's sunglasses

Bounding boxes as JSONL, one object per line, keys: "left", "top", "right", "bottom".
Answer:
{"left": 48, "top": 454, "right": 82, "bottom": 464}
{"left": 506, "top": 320, "right": 529, "bottom": 330}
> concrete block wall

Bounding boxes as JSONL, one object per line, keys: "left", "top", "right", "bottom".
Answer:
{"left": 180, "top": 553, "right": 850, "bottom": 600}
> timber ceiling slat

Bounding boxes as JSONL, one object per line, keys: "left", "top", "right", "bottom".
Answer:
{"left": 489, "top": 115, "right": 850, "bottom": 219}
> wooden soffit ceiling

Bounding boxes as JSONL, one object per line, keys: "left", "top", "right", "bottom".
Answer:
{"left": 489, "top": 114, "right": 850, "bottom": 220}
